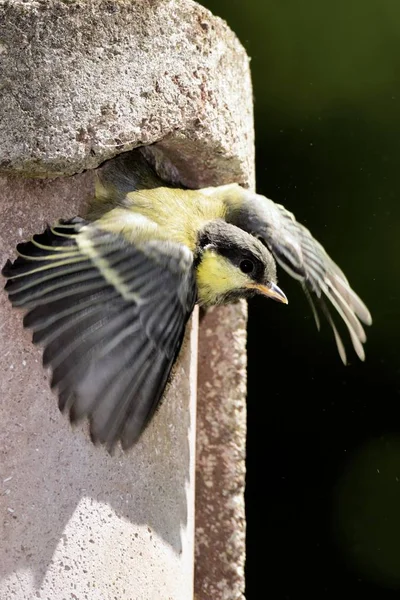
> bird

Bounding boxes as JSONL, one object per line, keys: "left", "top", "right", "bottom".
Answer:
{"left": 2, "top": 150, "right": 372, "bottom": 451}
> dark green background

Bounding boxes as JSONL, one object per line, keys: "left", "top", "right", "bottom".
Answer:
{"left": 200, "top": 1, "right": 400, "bottom": 598}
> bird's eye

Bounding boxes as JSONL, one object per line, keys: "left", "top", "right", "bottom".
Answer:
{"left": 239, "top": 259, "right": 255, "bottom": 274}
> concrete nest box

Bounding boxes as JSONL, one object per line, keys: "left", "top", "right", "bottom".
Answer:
{"left": 0, "top": 0, "right": 254, "bottom": 188}
{"left": 0, "top": 1, "right": 253, "bottom": 599}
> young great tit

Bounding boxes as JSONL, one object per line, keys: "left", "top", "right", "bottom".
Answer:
{"left": 2, "top": 151, "right": 371, "bottom": 450}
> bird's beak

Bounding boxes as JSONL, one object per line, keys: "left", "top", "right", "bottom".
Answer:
{"left": 246, "top": 282, "right": 288, "bottom": 304}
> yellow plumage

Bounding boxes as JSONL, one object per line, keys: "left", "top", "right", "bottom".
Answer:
{"left": 2, "top": 150, "right": 371, "bottom": 450}
{"left": 95, "top": 186, "right": 226, "bottom": 250}
{"left": 196, "top": 249, "right": 250, "bottom": 306}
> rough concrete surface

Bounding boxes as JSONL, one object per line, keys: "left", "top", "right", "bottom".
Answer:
{"left": 0, "top": 174, "right": 198, "bottom": 599}
{"left": 0, "top": 0, "right": 254, "bottom": 187}
{"left": 0, "top": 0, "right": 254, "bottom": 597}
{"left": 195, "top": 303, "right": 247, "bottom": 600}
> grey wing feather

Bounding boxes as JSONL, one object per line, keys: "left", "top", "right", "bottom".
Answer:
{"left": 238, "top": 195, "right": 372, "bottom": 363}
{"left": 2, "top": 220, "right": 197, "bottom": 450}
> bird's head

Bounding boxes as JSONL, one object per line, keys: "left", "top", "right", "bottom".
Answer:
{"left": 195, "top": 220, "right": 288, "bottom": 307}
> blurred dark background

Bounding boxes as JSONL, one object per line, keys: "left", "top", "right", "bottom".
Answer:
{"left": 201, "top": 1, "right": 400, "bottom": 598}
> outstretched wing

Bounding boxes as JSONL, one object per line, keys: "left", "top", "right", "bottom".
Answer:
{"left": 255, "top": 199, "right": 372, "bottom": 363}
{"left": 2, "top": 219, "right": 197, "bottom": 450}
{"left": 222, "top": 187, "right": 372, "bottom": 363}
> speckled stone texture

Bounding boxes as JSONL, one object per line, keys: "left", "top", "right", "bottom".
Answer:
{"left": 0, "top": 0, "right": 254, "bottom": 598}
{"left": 0, "top": 0, "right": 254, "bottom": 186}
{"left": 195, "top": 303, "right": 247, "bottom": 600}
{"left": 0, "top": 173, "right": 198, "bottom": 599}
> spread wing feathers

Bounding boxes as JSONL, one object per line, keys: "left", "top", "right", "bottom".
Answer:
{"left": 256, "top": 201, "right": 372, "bottom": 364}
{"left": 2, "top": 219, "right": 196, "bottom": 450}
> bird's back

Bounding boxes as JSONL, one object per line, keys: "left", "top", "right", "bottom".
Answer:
{"left": 92, "top": 183, "right": 227, "bottom": 251}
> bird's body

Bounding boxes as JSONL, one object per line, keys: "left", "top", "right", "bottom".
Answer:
{"left": 2, "top": 151, "right": 372, "bottom": 451}
{"left": 88, "top": 153, "right": 231, "bottom": 249}
{"left": 88, "top": 187, "right": 224, "bottom": 248}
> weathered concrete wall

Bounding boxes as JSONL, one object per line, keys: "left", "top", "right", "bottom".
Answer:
{"left": 0, "top": 0, "right": 254, "bottom": 598}
{"left": 0, "top": 172, "right": 198, "bottom": 599}
{"left": 0, "top": 0, "right": 254, "bottom": 187}
{"left": 196, "top": 303, "right": 247, "bottom": 600}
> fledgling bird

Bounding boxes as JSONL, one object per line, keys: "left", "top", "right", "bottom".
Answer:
{"left": 2, "top": 151, "right": 372, "bottom": 451}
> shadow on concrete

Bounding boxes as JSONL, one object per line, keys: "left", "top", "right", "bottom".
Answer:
{"left": 0, "top": 169, "right": 192, "bottom": 589}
